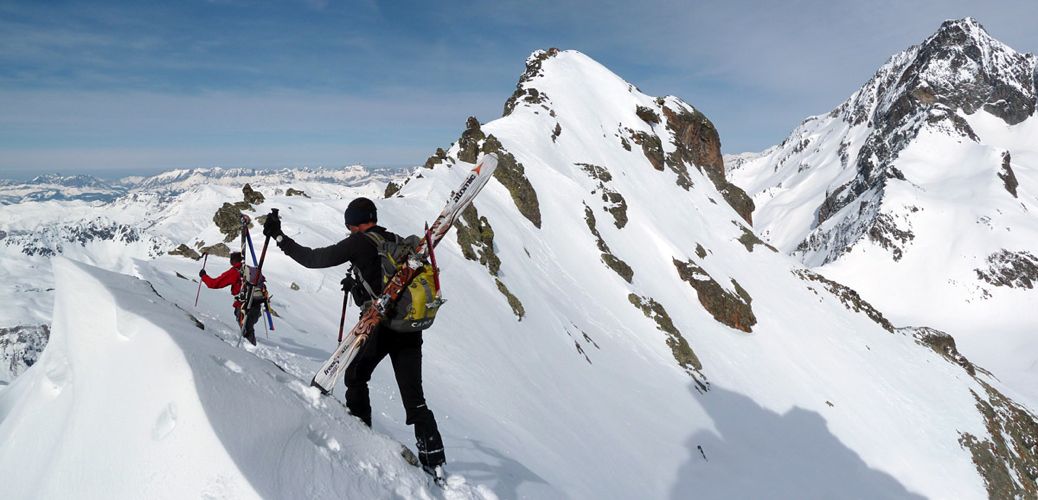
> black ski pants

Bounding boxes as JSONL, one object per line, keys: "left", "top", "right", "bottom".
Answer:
{"left": 235, "top": 302, "right": 263, "bottom": 345}
{"left": 344, "top": 326, "right": 445, "bottom": 467}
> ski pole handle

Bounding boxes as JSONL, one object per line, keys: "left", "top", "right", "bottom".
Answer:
{"left": 194, "top": 252, "right": 209, "bottom": 308}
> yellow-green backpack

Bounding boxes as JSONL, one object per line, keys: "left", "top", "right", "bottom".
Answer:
{"left": 362, "top": 231, "right": 443, "bottom": 332}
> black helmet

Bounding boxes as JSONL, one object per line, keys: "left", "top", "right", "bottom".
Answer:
{"left": 344, "top": 197, "right": 377, "bottom": 226}
{"left": 230, "top": 251, "right": 244, "bottom": 264}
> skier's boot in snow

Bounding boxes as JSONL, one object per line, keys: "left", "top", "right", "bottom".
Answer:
{"left": 416, "top": 432, "right": 447, "bottom": 488}
{"left": 421, "top": 464, "right": 447, "bottom": 488}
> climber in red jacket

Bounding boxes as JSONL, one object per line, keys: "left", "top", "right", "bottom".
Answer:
{"left": 200, "top": 251, "right": 262, "bottom": 346}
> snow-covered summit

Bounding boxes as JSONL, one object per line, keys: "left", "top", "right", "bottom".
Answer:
{"left": 844, "top": 17, "right": 1036, "bottom": 129}
{"left": 729, "top": 19, "right": 1038, "bottom": 411}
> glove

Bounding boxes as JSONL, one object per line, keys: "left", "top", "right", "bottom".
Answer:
{"left": 199, "top": 269, "right": 207, "bottom": 278}
{"left": 263, "top": 212, "right": 282, "bottom": 238}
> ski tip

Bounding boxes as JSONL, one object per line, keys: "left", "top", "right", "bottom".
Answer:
{"left": 475, "top": 153, "right": 498, "bottom": 175}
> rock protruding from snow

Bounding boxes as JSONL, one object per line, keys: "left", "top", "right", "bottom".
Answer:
{"left": 0, "top": 324, "right": 49, "bottom": 385}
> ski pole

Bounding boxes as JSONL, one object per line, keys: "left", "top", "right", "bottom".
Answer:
{"left": 337, "top": 292, "right": 349, "bottom": 343}
{"left": 249, "top": 208, "right": 278, "bottom": 330}
{"left": 194, "top": 252, "right": 209, "bottom": 307}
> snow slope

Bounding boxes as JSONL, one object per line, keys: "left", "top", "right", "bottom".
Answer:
{"left": 0, "top": 257, "right": 490, "bottom": 499}
{"left": 729, "top": 19, "right": 1038, "bottom": 408}
{"left": 2, "top": 47, "right": 1037, "bottom": 499}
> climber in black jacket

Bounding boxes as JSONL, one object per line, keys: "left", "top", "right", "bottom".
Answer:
{"left": 262, "top": 197, "right": 446, "bottom": 474}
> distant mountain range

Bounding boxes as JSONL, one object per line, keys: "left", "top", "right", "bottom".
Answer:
{"left": 0, "top": 166, "right": 405, "bottom": 205}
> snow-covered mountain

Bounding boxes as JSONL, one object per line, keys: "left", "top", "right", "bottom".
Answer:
{"left": 2, "top": 46, "right": 1037, "bottom": 498}
{"left": 728, "top": 18, "right": 1038, "bottom": 410}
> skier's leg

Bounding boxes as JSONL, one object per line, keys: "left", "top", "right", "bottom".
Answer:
{"left": 244, "top": 302, "right": 262, "bottom": 345}
{"left": 388, "top": 332, "right": 445, "bottom": 467}
{"left": 344, "top": 330, "right": 388, "bottom": 427}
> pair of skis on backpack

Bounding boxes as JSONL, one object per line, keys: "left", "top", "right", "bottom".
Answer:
{"left": 237, "top": 210, "right": 277, "bottom": 347}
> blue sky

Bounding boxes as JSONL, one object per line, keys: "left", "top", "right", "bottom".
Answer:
{"left": 1, "top": 0, "right": 1036, "bottom": 179}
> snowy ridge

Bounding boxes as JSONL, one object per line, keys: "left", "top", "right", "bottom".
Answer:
{"left": 0, "top": 257, "right": 488, "bottom": 498}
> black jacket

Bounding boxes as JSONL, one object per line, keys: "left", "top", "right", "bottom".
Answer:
{"left": 277, "top": 225, "right": 398, "bottom": 303}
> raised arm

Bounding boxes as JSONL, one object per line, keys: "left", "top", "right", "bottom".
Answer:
{"left": 277, "top": 235, "right": 354, "bottom": 269}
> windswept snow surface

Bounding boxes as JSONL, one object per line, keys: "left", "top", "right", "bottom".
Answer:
{"left": 0, "top": 258, "right": 491, "bottom": 499}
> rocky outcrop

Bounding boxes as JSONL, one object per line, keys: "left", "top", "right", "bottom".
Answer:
{"left": 168, "top": 244, "right": 201, "bottom": 260}
{"left": 200, "top": 242, "right": 231, "bottom": 258}
{"left": 794, "top": 269, "right": 894, "bottom": 332}
{"left": 213, "top": 201, "right": 252, "bottom": 242}
{"left": 503, "top": 48, "right": 560, "bottom": 117}
{"left": 630, "top": 131, "right": 664, "bottom": 171}
{"left": 584, "top": 205, "right": 634, "bottom": 283}
{"left": 577, "top": 163, "right": 628, "bottom": 229}
{"left": 285, "top": 187, "right": 310, "bottom": 198}
{"left": 423, "top": 148, "right": 448, "bottom": 170}
{"left": 867, "top": 212, "right": 916, "bottom": 261}
{"left": 495, "top": 279, "right": 525, "bottom": 320}
{"left": 635, "top": 105, "right": 660, "bottom": 124}
{"left": 384, "top": 182, "right": 402, "bottom": 199}
{"left": 481, "top": 135, "right": 542, "bottom": 228}
{"left": 673, "top": 259, "right": 756, "bottom": 333}
{"left": 958, "top": 381, "right": 1038, "bottom": 499}
{"left": 454, "top": 205, "right": 524, "bottom": 320}
{"left": 999, "top": 152, "right": 1019, "bottom": 198}
{"left": 901, "top": 326, "right": 977, "bottom": 376}
{"left": 0, "top": 324, "right": 50, "bottom": 384}
{"left": 975, "top": 250, "right": 1038, "bottom": 289}
{"left": 628, "top": 294, "right": 708, "bottom": 392}
{"left": 736, "top": 225, "right": 771, "bottom": 253}
{"left": 242, "top": 184, "right": 265, "bottom": 205}
{"left": 458, "top": 117, "right": 486, "bottom": 164}
{"left": 454, "top": 205, "right": 501, "bottom": 276}
{"left": 661, "top": 102, "right": 754, "bottom": 223}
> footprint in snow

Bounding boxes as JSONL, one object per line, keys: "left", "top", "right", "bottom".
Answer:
{"left": 306, "top": 425, "right": 343, "bottom": 459}
{"left": 151, "top": 403, "right": 177, "bottom": 441}
{"left": 42, "top": 357, "right": 71, "bottom": 396}
{"left": 211, "top": 355, "right": 243, "bottom": 374}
